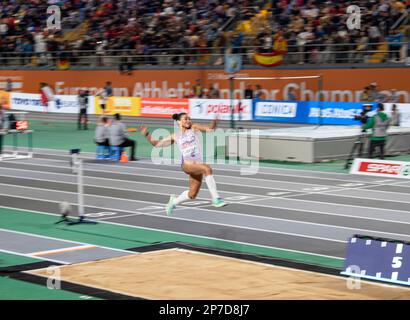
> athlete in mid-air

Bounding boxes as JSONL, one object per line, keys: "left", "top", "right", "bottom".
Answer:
{"left": 140, "top": 112, "right": 227, "bottom": 215}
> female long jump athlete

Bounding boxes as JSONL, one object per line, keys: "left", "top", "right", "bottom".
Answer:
{"left": 140, "top": 112, "right": 227, "bottom": 215}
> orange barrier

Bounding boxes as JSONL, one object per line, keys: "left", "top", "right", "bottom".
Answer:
{"left": 0, "top": 69, "right": 409, "bottom": 102}
{"left": 120, "top": 151, "right": 128, "bottom": 163}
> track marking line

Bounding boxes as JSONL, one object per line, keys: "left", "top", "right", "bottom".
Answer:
{"left": 29, "top": 148, "right": 402, "bottom": 179}
{"left": 99, "top": 207, "right": 410, "bottom": 242}
{"left": 0, "top": 204, "right": 344, "bottom": 260}
{"left": 0, "top": 248, "right": 70, "bottom": 264}
{"left": 0, "top": 183, "right": 407, "bottom": 236}
{"left": 3, "top": 162, "right": 410, "bottom": 203}
{"left": 21, "top": 156, "right": 410, "bottom": 190}
{"left": 0, "top": 227, "right": 133, "bottom": 254}
{"left": 0, "top": 169, "right": 272, "bottom": 200}
{"left": 2, "top": 183, "right": 410, "bottom": 238}
{"left": 28, "top": 245, "right": 97, "bottom": 257}
{"left": 6, "top": 156, "right": 386, "bottom": 186}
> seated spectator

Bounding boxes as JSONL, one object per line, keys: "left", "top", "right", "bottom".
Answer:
{"left": 109, "top": 113, "right": 137, "bottom": 161}
{"left": 95, "top": 116, "right": 111, "bottom": 147}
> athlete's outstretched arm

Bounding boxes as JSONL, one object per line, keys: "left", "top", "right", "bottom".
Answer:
{"left": 192, "top": 118, "right": 218, "bottom": 132}
{"left": 140, "top": 125, "right": 175, "bottom": 147}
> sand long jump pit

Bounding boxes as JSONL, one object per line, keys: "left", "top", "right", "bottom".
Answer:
{"left": 27, "top": 248, "right": 410, "bottom": 299}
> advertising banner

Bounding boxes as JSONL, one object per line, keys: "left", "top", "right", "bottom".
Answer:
{"left": 350, "top": 158, "right": 410, "bottom": 179}
{"left": 305, "top": 101, "right": 377, "bottom": 125}
{"left": 253, "top": 100, "right": 378, "bottom": 125}
{"left": 189, "top": 99, "right": 252, "bottom": 120}
{"left": 140, "top": 98, "right": 189, "bottom": 118}
{"left": 0, "top": 90, "right": 10, "bottom": 109}
{"left": 253, "top": 100, "right": 306, "bottom": 123}
{"left": 10, "top": 92, "right": 95, "bottom": 114}
{"left": 95, "top": 96, "right": 140, "bottom": 116}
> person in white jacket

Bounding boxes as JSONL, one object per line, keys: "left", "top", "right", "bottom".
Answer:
{"left": 40, "top": 82, "right": 54, "bottom": 113}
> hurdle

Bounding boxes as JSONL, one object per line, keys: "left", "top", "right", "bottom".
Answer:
{"left": 56, "top": 149, "right": 97, "bottom": 225}
{"left": 0, "top": 111, "right": 33, "bottom": 161}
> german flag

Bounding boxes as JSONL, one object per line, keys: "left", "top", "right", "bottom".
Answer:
{"left": 57, "top": 59, "right": 70, "bottom": 70}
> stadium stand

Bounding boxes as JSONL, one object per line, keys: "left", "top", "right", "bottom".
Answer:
{"left": 0, "top": 0, "right": 408, "bottom": 67}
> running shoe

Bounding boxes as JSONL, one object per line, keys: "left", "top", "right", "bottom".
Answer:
{"left": 166, "top": 195, "right": 176, "bottom": 216}
{"left": 212, "top": 198, "right": 227, "bottom": 207}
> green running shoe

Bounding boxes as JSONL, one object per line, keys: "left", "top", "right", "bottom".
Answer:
{"left": 212, "top": 198, "right": 227, "bottom": 208}
{"left": 166, "top": 195, "right": 176, "bottom": 216}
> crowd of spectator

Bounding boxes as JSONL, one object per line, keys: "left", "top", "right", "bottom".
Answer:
{"left": 0, "top": 0, "right": 259, "bottom": 67}
{"left": 253, "top": 0, "right": 410, "bottom": 64}
{"left": 0, "top": 0, "right": 408, "bottom": 67}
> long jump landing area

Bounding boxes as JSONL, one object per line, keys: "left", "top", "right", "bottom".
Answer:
{"left": 0, "top": 148, "right": 410, "bottom": 299}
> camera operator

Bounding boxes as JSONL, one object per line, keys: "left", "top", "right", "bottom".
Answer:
{"left": 361, "top": 103, "right": 390, "bottom": 159}
{"left": 354, "top": 104, "right": 373, "bottom": 125}
{"left": 78, "top": 89, "right": 89, "bottom": 130}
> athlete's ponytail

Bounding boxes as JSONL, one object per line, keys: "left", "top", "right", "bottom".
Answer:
{"left": 172, "top": 112, "right": 187, "bottom": 121}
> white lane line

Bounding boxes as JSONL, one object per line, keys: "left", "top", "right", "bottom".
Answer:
{"left": 2, "top": 180, "right": 410, "bottom": 231}
{"left": 23, "top": 156, "right": 410, "bottom": 191}
{"left": 239, "top": 193, "right": 410, "bottom": 215}
{"left": 0, "top": 189, "right": 351, "bottom": 242}
{"left": 1, "top": 179, "right": 410, "bottom": 233}
{"left": 0, "top": 169, "right": 270, "bottom": 200}
{"left": 24, "top": 148, "right": 361, "bottom": 177}
{"left": 214, "top": 197, "right": 410, "bottom": 225}
{"left": 10, "top": 156, "right": 384, "bottom": 185}
{"left": 0, "top": 160, "right": 402, "bottom": 196}
{"left": 314, "top": 189, "right": 410, "bottom": 204}
{"left": 0, "top": 205, "right": 344, "bottom": 261}
{"left": 28, "top": 245, "right": 97, "bottom": 257}
{"left": 0, "top": 248, "right": 70, "bottom": 264}
{"left": 282, "top": 187, "right": 410, "bottom": 205}
{"left": 2, "top": 161, "right": 318, "bottom": 192}
{"left": 97, "top": 207, "right": 410, "bottom": 242}
{"left": 1, "top": 171, "right": 410, "bottom": 233}
{"left": 4, "top": 162, "right": 410, "bottom": 211}
{"left": 0, "top": 190, "right": 350, "bottom": 243}
{"left": 14, "top": 148, "right": 410, "bottom": 188}
{"left": 5, "top": 182, "right": 402, "bottom": 242}
{"left": 0, "top": 227, "right": 133, "bottom": 254}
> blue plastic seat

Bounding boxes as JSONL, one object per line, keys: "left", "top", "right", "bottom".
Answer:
{"left": 110, "top": 146, "right": 123, "bottom": 161}
{"left": 96, "top": 145, "right": 110, "bottom": 160}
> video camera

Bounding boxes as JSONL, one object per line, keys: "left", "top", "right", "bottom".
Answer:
{"left": 353, "top": 104, "right": 373, "bottom": 125}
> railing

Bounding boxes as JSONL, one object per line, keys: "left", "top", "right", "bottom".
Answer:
{"left": 0, "top": 42, "right": 408, "bottom": 69}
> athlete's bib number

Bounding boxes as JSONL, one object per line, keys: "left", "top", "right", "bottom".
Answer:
{"left": 182, "top": 145, "right": 198, "bottom": 158}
